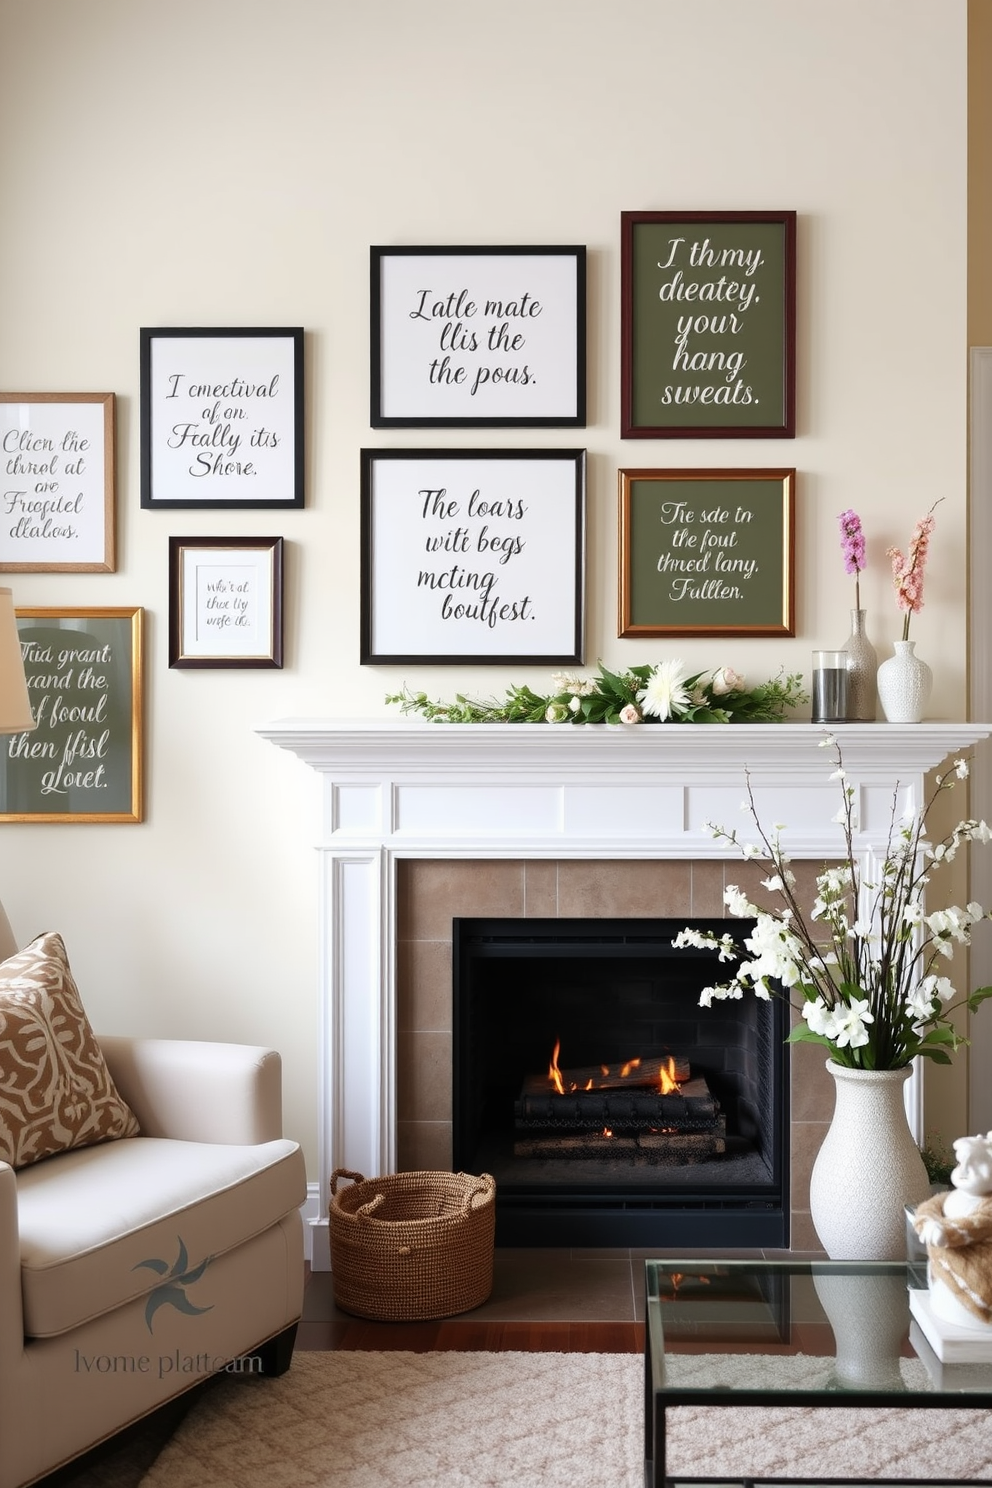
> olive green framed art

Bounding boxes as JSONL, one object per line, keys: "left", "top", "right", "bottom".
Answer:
{"left": 618, "top": 469, "right": 795, "bottom": 638}
{"left": 621, "top": 211, "right": 796, "bottom": 439}
{"left": 0, "top": 607, "right": 143, "bottom": 822}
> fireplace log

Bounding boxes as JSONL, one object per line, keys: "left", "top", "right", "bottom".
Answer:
{"left": 513, "top": 1134, "right": 639, "bottom": 1159}
{"left": 523, "top": 1054, "right": 690, "bottom": 1094}
{"left": 514, "top": 1076, "right": 717, "bottom": 1128}
{"left": 513, "top": 1127, "right": 726, "bottom": 1161}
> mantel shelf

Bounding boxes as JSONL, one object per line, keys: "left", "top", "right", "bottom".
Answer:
{"left": 258, "top": 718, "right": 992, "bottom": 783}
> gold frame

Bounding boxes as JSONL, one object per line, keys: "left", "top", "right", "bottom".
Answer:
{"left": 1, "top": 607, "right": 142, "bottom": 823}
{"left": 0, "top": 393, "right": 116, "bottom": 572}
{"left": 618, "top": 468, "right": 795, "bottom": 638}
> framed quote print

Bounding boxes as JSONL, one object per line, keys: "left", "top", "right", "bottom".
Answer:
{"left": 618, "top": 468, "right": 795, "bottom": 638}
{"left": 621, "top": 211, "right": 796, "bottom": 438}
{"left": 0, "top": 607, "right": 143, "bottom": 822}
{"left": 370, "top": 246, "right": 586, "bottom": 427}
{"left": 361, "top": 448, "right": 585, "bottom": 664}
{"left": 140, "top": 327, "right": 304, "bottom": 508}
{"left": 169, "top": 536, "right": 284, "bottom": 668}
{"left": 0, "top": 393, "right": 115, "bottom": 571}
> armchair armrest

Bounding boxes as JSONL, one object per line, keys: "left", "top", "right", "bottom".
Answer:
{"left": 98, "top": 1037, "right": 284, "bottom": 1145}
{"left": 0, "top": 1163, "right": 23, "bottom": 1367}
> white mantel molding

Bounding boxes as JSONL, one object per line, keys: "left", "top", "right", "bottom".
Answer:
{"left": 259, "top": 719, "right": 992, "bottom": 859}
{"left": 258, "top": 717, "right": 992, "bottom": 1263}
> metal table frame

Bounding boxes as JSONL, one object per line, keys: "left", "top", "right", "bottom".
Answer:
{"left": 645, "top": 1258, "right": 992, "bottom": 1488}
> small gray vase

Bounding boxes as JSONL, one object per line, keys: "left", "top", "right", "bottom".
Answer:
{"left": 843, "top": 609, "right": 878, "bottom": 721}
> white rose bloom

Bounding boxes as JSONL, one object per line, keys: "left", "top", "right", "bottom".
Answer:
{"left": 710, "top": 665, "right": 745, "bottom": 695}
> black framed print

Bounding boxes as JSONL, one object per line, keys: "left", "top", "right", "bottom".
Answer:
{"left": 360, "top": 448, "right": 585, "bottom": 664}
{"left": 621, "top": 211, "right": 796, "bottom": 438}
{"left": 140, "top": 328, "right": 304, "bottom": 508}
{"left": 168, "top": 536, "right": 283, "bottom": 669}
{"left": 370, "top": 246, "right": 586, "bottom": 427}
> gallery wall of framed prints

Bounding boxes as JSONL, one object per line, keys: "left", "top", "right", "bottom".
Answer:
{"left": 0, "top": 208, "right": 804, "bottom": 826}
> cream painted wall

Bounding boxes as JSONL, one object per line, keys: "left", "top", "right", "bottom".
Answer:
{"left": 0, "top": 0, "right": 968, "bottom": 1174}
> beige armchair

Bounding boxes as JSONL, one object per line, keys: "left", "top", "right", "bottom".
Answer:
{"left": 0, "top": 902, "right": 307, "bottom": 1488}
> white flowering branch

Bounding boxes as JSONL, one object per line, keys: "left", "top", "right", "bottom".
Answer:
{"left": 674, "top": 738, "right": 992, "bottom": 1070}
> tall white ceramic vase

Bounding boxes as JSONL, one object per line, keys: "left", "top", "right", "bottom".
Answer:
{"left": 809, "top": 1061, "right": 930, "bottom": 1259}
{"left": 876, "top": 639, "right": 933, "bottom": 723}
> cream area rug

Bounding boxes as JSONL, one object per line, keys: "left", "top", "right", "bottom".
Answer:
{"left": 136, "top": 1350, "right": 992, "bottom": 1488}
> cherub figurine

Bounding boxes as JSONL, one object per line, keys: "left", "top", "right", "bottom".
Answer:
{"left": 914, "top": 1131, "right": 992, "bottom": 1328}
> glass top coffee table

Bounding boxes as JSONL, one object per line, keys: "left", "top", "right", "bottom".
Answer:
{"left": 645, "top": 1258, "right": 992, "bottom": 1487}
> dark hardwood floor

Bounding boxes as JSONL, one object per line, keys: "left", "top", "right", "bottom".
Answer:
{"left": 299, "top": 1243, "right": 810, "bottom": 1353}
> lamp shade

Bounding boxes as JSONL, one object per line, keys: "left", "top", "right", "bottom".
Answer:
{"left": 0, "top": 589, "right": 35, "bottom": 734}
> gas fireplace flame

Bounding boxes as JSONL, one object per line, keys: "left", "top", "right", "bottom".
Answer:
{"left": 549, "top": 1039, "right": 564, "bottom": 1095}
{"left": 657, "top": 1056, "right": 680, "bottom": 1095}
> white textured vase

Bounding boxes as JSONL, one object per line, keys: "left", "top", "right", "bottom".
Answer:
{"left": 876, "top": 639, "right": 933, "bottom": 723}
{"left": 809, "top": 1061, "right": 930, "bottom": 1260}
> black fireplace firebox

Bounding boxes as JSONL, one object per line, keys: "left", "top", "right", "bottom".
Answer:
{"left": 452, "top": 917, "right": 790, "bottom": 1248}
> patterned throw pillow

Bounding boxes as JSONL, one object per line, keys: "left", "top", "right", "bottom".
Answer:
{"left": 0, "top": 931, "right": 139, "bottom": 1170}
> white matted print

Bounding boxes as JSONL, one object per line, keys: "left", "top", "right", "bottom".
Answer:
{"left": 360, "top": 450, "right": 585, "bottom": 664}
{"left": 141, "top": 329, "right": 303, "bottom": 508}
{"left": 169, "top": 537, "right": 283, "bottom": 668}
{"left": 371, "top": 247, "right": 585, "bottom": 427}
{"left": 0, "top": 394, "right": 115, "bottom": 571}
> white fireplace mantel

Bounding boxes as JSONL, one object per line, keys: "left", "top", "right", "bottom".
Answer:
{"left": 258, "top": 717, "right": 992, "bottom": 1261}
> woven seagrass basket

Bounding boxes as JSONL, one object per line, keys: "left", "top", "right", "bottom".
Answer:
{"left": 328, "top": 1168, "right": 496, "bottom": 1321}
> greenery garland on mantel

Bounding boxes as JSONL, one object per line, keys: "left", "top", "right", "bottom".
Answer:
{"left": 386, "top": 660, "right": 808, "bottom": 726}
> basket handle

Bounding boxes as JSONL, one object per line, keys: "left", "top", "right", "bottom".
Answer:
{"left": 460, "top": 1172, "right": 494, "bottom": 1211}
{"left": 330, "top": 1168, "right": 365, "bottom": 1196}
{"left": 357, "top": 1193, "right": 386, "bottom": 1219}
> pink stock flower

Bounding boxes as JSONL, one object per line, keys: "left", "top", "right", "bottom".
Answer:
{"left": 838, "top": 510, "right": 867, "bottom": 608}
{"left": 886, "top": 500, "right": 942, "bottom": 641}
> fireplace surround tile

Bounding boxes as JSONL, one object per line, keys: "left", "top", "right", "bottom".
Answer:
{"left": 396, "top": 1029, "right": 451, "bottom": 1122}
{"left": 397, "top": 859, "right": 526, "bottom": 941}
{"left": 397, "top": 1119, "right": 452, "bottom": 1172}
{"left": 688, "top": 858, "right": 725, "bottom": 917}
{"left": 397, "top": 941, "right": 452, "bottom": 1032}
{"left": 555, "top": 859, "right": 692, "bottom": 918}
{"left": 523, "top": 861, "right": 559, "bottom": 917}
